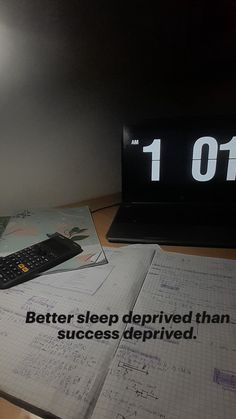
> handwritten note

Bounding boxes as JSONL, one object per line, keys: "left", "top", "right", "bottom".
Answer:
{"left": 0, "top": 246, "right": 155, "bottom": 419}
{"left": 91, "top": 251, "right": 236, "bottom": 419}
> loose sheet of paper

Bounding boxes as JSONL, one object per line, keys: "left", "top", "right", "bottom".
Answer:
{"left": 92, "top": 251, "right": 236, "bottom": 419}
{"left": 0, "top": 246, "right": 156, "bottom": 419}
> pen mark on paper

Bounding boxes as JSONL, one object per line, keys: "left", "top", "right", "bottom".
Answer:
{"left": 213, "top": 368, "right": 236, "bottom": 391}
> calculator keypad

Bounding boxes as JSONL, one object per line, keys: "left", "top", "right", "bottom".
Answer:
{"left": 0, "top": 245, "right": 55, "bottom": 284}
{"left": 0, "top": 233, "right": 83, "bottom": 289}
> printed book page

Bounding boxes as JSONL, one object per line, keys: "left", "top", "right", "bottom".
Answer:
{"left": 91, "top": 251, "right": 236, "bottom": 419}
{"left": 0, "top": 246, "right": 155, "bottom": 419}
{"left": 0, "top": 207, "right": 106, "bottom": 272}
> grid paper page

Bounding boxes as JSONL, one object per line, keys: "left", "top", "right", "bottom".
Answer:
{"left": 0, "top": 246, "right": 155, "bottom": 419}
{"left": 91, "top": 251, "right": 236, "bottom": 419}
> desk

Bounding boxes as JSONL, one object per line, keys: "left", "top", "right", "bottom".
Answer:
{"left": 1, "top": 193, "right": 236, "bottom": 418}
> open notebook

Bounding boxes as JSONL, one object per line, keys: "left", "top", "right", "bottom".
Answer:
{"left": 0, "top": 246, "right": 235, "bottom": 419}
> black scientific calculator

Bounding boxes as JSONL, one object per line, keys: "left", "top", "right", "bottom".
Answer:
{"left": 0, "top": 233, "right": 83, "bottom": 289}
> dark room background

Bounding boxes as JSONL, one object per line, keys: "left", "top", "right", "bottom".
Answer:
{"left": 0, "top": 0, "right": 236, "bottom": 213}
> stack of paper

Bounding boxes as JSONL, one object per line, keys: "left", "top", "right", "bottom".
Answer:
{"left": 0, "top": 244, "right": 235, "bottom": 419}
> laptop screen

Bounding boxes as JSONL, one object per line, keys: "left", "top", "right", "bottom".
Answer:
{"left": 122, "top": 117, "right": 236, "bottom": 204}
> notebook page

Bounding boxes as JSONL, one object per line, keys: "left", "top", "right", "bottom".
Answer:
{"left": 91, "top": 251, "right": 236, "bottom": 419}
{"left": 0, "top": 246, "right": 155, "bottom": 419}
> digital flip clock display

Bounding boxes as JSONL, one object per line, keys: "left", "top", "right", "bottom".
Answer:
{"left": 123, "top": 122, "right": 236, "bottom": 202}
{"left": 141, "top": 136, "right": 236, "bottom": 182}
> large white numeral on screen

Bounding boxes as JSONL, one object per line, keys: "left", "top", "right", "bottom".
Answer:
{"left": 219, "top": 136, "right": 236, "bottom": 180}
{"left": 192, "top": 137, "right": 218, "bottom": 181}
{"left": 143, "top": 139, "right": 161, "bottom": 181}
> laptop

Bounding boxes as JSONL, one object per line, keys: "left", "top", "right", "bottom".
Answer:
{"left": 107, "top": 117, "right": 236, "bottom": 247}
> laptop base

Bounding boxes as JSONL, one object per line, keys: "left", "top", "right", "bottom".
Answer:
{"left": 107, "top": 204, "right": 236, "bottom": 248}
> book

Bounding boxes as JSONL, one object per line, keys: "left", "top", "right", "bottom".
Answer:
{"left": 0, "top": 207, "right": 107, "bottom": 272}
{"left": 0, "top": 245, "right": 236, "bottom": 419}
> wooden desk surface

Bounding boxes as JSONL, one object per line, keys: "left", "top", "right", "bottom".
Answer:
{"left": 1, "top": 193, "right": 236, "bottom": 418}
